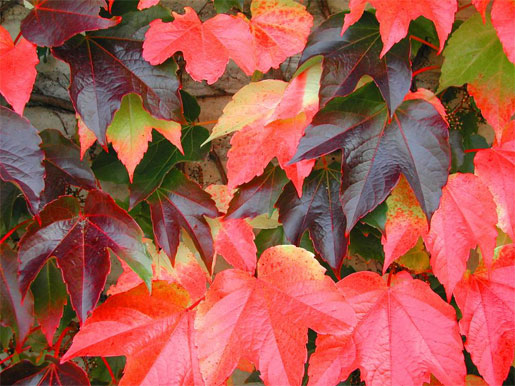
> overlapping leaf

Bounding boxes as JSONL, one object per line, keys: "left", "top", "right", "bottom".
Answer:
{"left": 308, "top": 271, "right": 466, "bottom": 386}
{"left": 0, "top": 356, "right": 90, "bottom": 385}
{"left": 474, "top": 141, "right": 515, "bottom": 241}
{"left": 454, "top": 244, "right": 515, "bottom": 386}
{"left": 0, "top": 106, "right": 45, "bottom": 214}
{"left": 30, "top": 259, "right": 67, "bottom": 345}
{"left": 21, "top": 0, "right": 120, "bottom": 47}
{"left": 341, "top": 0, "right": 457, "bottom": 56}
{"left": 381, "top": 175, "right": 428, "bottom": 273}
{"left": 226, "top": 164, "right": 288, "bottom": 219}
{"left": 299, "top": 12, "right": 411, "bottom": 113}
{"left": 472, "top": 0, "right": 515, "bottom": 64}
{"left": 18, "top": 191, "right": 152, "bottom": 323}
{"left": 148, "top": 170, "right": 219, "bottom": 269}
{"left": 0, "top": 25, "right": 38, "bottom": 115}
{"left": 196, "top": 245, "right": 356, "bottom": 386}
{"left": 425, "top": 173, "right": 498, "bottom": 299}
{"left": 0, "top": 245, "right": 34, "bottom": 350}
{"left": 277, "top": 164, "right": 348, "bottom": 273}
{"left": 52, "top": 8, "right": 183, "bottom": 145}
{"left": 292, "top": 83, "right": 450, "bottom": 232}
{"left": 440, "top": 14, "right": 515, "bottom": 144}
{"left": 226, "top": 62, "right": 322, "bottom": 194}
{"left": 62, "top": 282, "right": 203, "bottom": 386}
{"left": 106, "top": 94, "right": 183, "bottom": 181}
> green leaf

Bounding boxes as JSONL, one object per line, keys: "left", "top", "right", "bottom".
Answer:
{"left": 214, "top": 0, "right": 244, "bottom": 13}
{"left": 129, "top": 126, "right": 210, "bottom": 209}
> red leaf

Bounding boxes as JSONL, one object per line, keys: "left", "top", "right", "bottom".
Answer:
{"left": 195, "top": 245, "right": 356, "bottom": 386}
{"left": 382, "top": 175, "right": 428, "bottom": 273}
{"left": 77, "top": 116, "right": 97, "bottom": 160}
{"left": 474, "top": 141, "right": 515, "bottom": 241}
{"left": 425, "top": 173, "right": 498, "bottom": 299}
{"left": 143, "top": 7, "right": 256, "bottom": 84}
{"left": 246, "top": 0, "right": 313, "bottom": 73}
{"left": 227, "top": 62, "right": 322, "bottom": 194}
{"left": 0, "top": 106, "right": 45, "bottom": 215}
{"left": 0, "top": 356, "right": 90, "bottom": 386}
{"left": 62, "top": 282, "right": 204, "bottom": 386}
{"left": 0, "top": 245, "right": 34, "bottom": 350}
{"left": 18, "top": 191, "right": 152, "bottom": 323}
{"left": 341, "top": 0, "right": 457, "bottom": 56}
{"left": 454, "top": 244, "right": 515, "bottom": 386}
{"left": 215, "top": 219, "right": 257, "bottom": 274}
{"left": 472, "top": 0, "right": 515, "bottom": 64}
{"left": 308, "top": 271, "right": 466, "bottom": 386}
{"left": 20, "top": 0, "right": 120, "bottom": 47}
{"left": 0, "top": 26, "right": 38, "bottom": 115}
{"left": 138, "top": 0, "right": 160, "bottom": 9}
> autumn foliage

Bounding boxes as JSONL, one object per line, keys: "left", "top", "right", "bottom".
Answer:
{"left": 0, "top": 0, "right": 514, "bottom": 385}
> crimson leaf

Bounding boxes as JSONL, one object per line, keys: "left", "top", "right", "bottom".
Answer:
{"left": 52, "top": 8, "right": 182, "bottom": 146}
{"left": 225, "top": 163, "right": 288, "bottom": 220}
{"left": 291, "top": 83, "right": 450, "bottom": 232}
{"left": 0, "top": 106, "right": 45, "bottom": 215}
{"left": 277, "top": 163, "right": 348, "bottom": 273}
{"left": 299, "top": 12, "right": 411, "bottom": 114}
{"left": 18, "top": 191, "right": 151, "bottom": 323}
{"left": 40, "top": 129, "right": 97, "bottom": 206}
{"left": 147, "top": 169, "right": 219, "bottom": 269}
{"left": 20, "top": 0, "right": 120, "bottom": 47}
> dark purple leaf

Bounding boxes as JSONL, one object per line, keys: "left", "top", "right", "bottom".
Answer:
{"left": 0, "top": 356, "right": 89, "bottom": 385}
{"left": 277, "top": 164, "right": 348, "bottom": 273}
{"left": 291, "top": 83, "right": 450, "bottom": 232}
{"left": 0, "top": 106, "right": 45, "bottom": 215}
{"left": 40, "top": 129, "right": 97, "bottom": 207}
{"left": 147, "top": 169, "right": 219, "bottom": 270}
{"left": 18, "top": 191, "right": 151, "bottom": 323}
{"left": 51, "top": 9, "right": 183, "bottom": 146}
{"left": 21, "top": 0, "right": 120, "bottom": 47}
{"left": 225, "top": 163, "right": 288, "bottom": 220}
{"left": 0, "top": 245, "right": 34, "bottom": 350}
{"left": 299, "top": 12, "right": 411, "bottom": 114}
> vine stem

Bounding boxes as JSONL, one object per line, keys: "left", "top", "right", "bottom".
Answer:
{"left": 409, "top": 35, "right": 439, "bottom": 51}
{"left": 101, "top": 357, "right": 117, "bottom": 385}
{"left": 412, "top": 65, "right": 440, "bottom": 78}
{"left": 0, "top": 219, "right": 31, "bottom": 246}
{"left": 196, "top": 119, "right": 218, "bottom": 126}
{"left": 13, "top": 31, "right": 22, "bottom": 45}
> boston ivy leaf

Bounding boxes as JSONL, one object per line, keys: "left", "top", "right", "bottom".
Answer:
{"left": 138, "top": 0, "right": 160, "bottom": 10}
{"left": 341, "top": 0, "right": 457, "bottom": 56}
{"left": 0, "top": 245, "right": 34, "bottom": 350}
{"left": 129, "top": 126, "right": 210, "bottom": 209}
{"left": 225, "top": 164, "right": 288, "bottom": 219}
{"left": 0, "top": 106, "right": 45, "bottom": 215}
{"left": 454, "top": 244, "right": 515, "bottom": 386}
{"left": 308, "top": 271, "right": 465, "bottom": 386}
{"left": 39, "top": 129, "right": 97, "bottom": 206}
{"left": 21, "top": 0, "right": 120, "bottom": 47}
{"left": 381, "top": 175, "right": 428, "bottom": 273}
{"left": 299, "top": 12, "right": 411, "bottom": 114}
{"left": 440, "top": 14, "right": 515, "bottom": 144}
{"left": 472, "top": 0, "right": 515, "bottom": 64}
{"left": 277, "top": 164, "right": 348, "bottom": 273}
{"left": 18, "top": 191, "right": 152, "bottom": 323}
{"left": 292, "top": 83, "right": 450, "bottom": 232}
{"left": 214, "top": 0, "right": 244, "bottom": 13}
{"left": 0, "top": 25, "right": 38, "bottom": 115}
{"left": 30, "top": 259, "right": 67, "bottom": 345}
{"left": 52, "top": 9, "right": 183, "bottom": 146}
{"left": 424, "top": 173, "right": 498, "bottom": 300}
{"left": 147, "top": 170, "right": 219, "bottom": 269}
{"left": 195, "top": 245, "right": 356, "bottom": 386}
{"left": 474, "top": 142, "right": 515, "bottom": 241}
{"left": 0, "top": 356, "right": 89, "bottom": 385}
{"left": 106, "top": 93, "right": 182, "bottom": 181}
{"left": 62, "top": 282, "right": 202, "bottom": 386}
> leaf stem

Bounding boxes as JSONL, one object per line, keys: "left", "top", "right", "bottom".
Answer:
{"left": 196, "top": 120, "right": 218, "bottom": 126}
{"left": 101, "top": 357, "right": 117, "bottom": 385}
{"left": 0, "top": 219, "right": 31, "bottom": 246}
{"left": 409, "top": 35, "right": 439, "bottom": 51}
{"left": 53, "top": 327, "right": 72, "bottom": 358}
{"left": 186, "top": 296, "right": 205, "bottom": 311}
{"left": 13, "top": 31, "right": 22, "bottom": 45}
{"left": 412, "top": 65, "right": 440, "bottom": 78}
{"left": 457, "top": 3, "right": 473, "bottom": 12}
